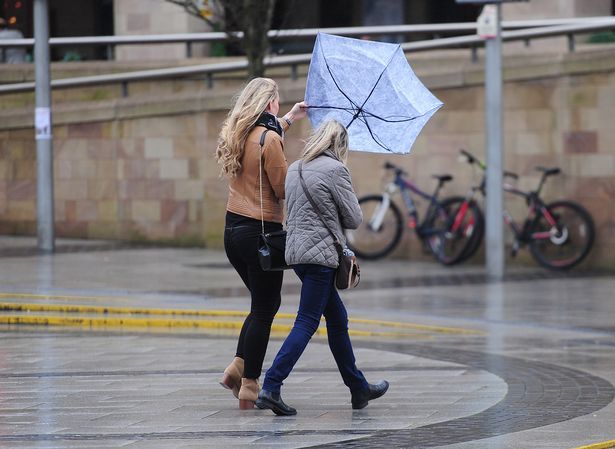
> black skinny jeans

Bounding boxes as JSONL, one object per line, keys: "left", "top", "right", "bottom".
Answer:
{"left": 224, "top": 212, "right": 283, "bottom": 379}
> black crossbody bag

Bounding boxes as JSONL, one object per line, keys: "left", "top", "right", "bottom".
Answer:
{"left": 256, "top": 130, "right": 290, "bottom": 271}
{"left": 298, "top": 160, "right": 360, "bottom": 290}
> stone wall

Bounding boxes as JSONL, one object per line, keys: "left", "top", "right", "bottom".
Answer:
{"left": 1, "top": 112, "right": 221, "bottom": 245}
{"left": 503, "top": 0, "right": 612, "bottom": 19}
{"left": 1, "top": 47, "right": 615, "bottom": 268}
{"left": 113, "top": 0, "right": 212, "bottom": 61}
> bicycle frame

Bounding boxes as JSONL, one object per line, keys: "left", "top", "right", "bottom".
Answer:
{"left": 459, "top": 149, "right": 565, "bottom": 249}
{"left": 368, "top": 169, "right": 447, "bottom": 238}
{"left": 501, "top": 182, "right": 563, "bottom": 245}
{"left": 453, "top": 149, "right": 594, "bottom": 269}
{"left": 351, "top": 161, "right": 486, "bottom": 265}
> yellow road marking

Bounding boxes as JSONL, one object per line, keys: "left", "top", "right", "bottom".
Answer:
{"left": 350, "top": 317, "right": 482, "bottom": 334}
{"left": 571, "top": 440, "right": 615, "bottom": 449}
{"left": 0, "top": 301, "right": 482, "bottom": 335}
{"left": 0, "top": 302, "right": 251, "bottom": 318}
{"left": 0, "top": 315, "right": 431, "bottom": 339}
{"left": 0, "top": 292, "right": 137, "bottom": 302}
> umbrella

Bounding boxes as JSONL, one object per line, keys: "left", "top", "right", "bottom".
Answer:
{"left": 305, "top": 33, "right": 443, "bottom": 154}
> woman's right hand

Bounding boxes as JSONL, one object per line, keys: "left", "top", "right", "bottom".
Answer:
{"left": 285, "top": 101, "right": 308, "bottom": 124}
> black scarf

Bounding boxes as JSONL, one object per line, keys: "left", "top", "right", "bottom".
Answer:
{"left": 254, "top": 112, "right": 283, "bottom": 137}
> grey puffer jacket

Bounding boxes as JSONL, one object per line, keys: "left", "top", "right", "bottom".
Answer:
{"left": 284, "top": 152, "right": 362, "bottom": 268}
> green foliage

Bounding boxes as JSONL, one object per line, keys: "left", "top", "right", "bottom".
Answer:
{"left": 61, "top": 51, "right": 82, "bottom": 62}
{"left": 588, "top": 32, "right": 615, "bottom": 44}
{"left": 210, "top": 22, "right": 227, "bottom": 57}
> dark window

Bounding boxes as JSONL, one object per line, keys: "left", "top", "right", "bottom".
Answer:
{"left": 48, "top": 0, "right": 114, "bottom": 60}
{"left": 0, "top": 0, "right": 33, "bottom": 37}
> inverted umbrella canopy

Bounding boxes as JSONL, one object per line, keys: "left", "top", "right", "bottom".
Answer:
{"left": 305, "top": 33, "right": 443, "bottom": 154}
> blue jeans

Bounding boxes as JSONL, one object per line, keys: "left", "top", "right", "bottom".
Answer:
{"left": 262, "top": 264, "right": 369, "bottom": 395}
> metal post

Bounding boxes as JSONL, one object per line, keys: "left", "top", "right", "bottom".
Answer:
{"left": 567, "top": 34, "right": 575, "bottom": 52}
{"left": 34, "top": 0, "right": 54, "bottom": 253}
{"left": 471, "top": 46, "right": 478, "bottom": 63}
{"left": 485, "top": 3, "right": 504, "bottom": 280}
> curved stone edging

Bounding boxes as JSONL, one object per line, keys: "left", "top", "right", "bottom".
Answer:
{"left": 311, "top": 342, "right": 615, "bottom": 448}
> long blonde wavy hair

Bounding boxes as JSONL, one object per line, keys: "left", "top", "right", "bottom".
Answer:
{"left": 216, "top": 77, "right": 279, "bottom": 177}
{"left": 302, "top": 120, "right": 349, "bottom": 164}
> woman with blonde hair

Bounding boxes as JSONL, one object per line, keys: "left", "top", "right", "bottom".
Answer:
{"left": 216, "top": 77, "right": 306, "bottom": 409}
{"left": 256, "top": 120, "right": 389, "bottom": 416}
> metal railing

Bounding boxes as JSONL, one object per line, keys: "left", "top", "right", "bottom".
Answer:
{"left": 1, "top": 17, "right": 612, "bottom": 50}
{"left": 0, "top": 18, "right": 614, "bottom": 95}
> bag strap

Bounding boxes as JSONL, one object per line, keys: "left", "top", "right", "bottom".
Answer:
{"left": 258, "top": 129, "right": 269, "bottom": 235}
{"left": 298, "top": 160, "right": 344, "bottom": 255}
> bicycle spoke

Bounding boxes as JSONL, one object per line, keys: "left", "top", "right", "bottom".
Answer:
{"left": 424, "top": 197, "right": 484, "bottom": 266}
{"left": 529, "top": 201, "right": 594, "bottom": 270}
{"left": 345, "top": 195, "right": 403, "bottom": 260}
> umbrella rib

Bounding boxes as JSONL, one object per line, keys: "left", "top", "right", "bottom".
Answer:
{"left": 346, "top": 45, "right": 402, "bottom": 129}
{"left": 355, "top": 110, "right": 394, "bottom": 153}
{"left": 307, "top": 36, "right": 442, "bottom": 154}
{"left": 312, "top": 41, "right": 422, "bottom": 126}
{"left": 358, "top": 110, "right": 421, "bottom": 123}
{"left": 320, "top": 49, "right": 362, "bottom": 117}
{"left": 346, "top": 64, "right": 389, "bottom": 128}
{"left": 306, "top": 105, "right": 356, "bottom": 115}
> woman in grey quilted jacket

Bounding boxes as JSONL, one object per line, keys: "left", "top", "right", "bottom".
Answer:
{"left": 257, "top": 121, "right": 389, "bottom": 416}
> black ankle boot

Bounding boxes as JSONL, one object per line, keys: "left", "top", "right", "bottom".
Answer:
{"left": 351, "top": 380, "right": 389, "bottom": 410}
{"left": 256, "top": 389, "right": 297, "bottom": 416}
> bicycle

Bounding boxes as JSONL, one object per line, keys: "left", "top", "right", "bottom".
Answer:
{"left": 456, "top": 149, "right": 595, "bottom": 269}
{"left": 345, "top": 162, "right": 484, "bottom": 265}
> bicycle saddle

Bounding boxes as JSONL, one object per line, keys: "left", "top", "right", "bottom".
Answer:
{"left": 536, "top": 166, "right": 561, "bottom": 176}
{"left": 432, "top": 174, "right": 453, "bottom": 183}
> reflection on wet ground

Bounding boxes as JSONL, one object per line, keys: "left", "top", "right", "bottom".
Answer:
{"left": 1, "top": 237, "right": 614, "bottom": 448}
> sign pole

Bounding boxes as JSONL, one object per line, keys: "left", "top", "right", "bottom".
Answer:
{"left": 484, "top": 3, "right": 504, "bottom": 280}
{"left": 34, "top": 0, "right": 55, "bottom": 253}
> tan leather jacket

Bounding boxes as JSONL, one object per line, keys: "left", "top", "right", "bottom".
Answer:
{"left": 226, "top": 121, "right": 290, "bottom": 224}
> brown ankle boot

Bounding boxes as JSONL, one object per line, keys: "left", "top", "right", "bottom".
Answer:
{"left": 238, "top": 378, "right": 259, "bottom": 410}
{"left": 219, "top": 357, "right": 243, "bottom": 399}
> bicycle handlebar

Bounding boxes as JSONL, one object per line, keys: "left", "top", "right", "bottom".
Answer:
{"left": 459, "top": 148, "right": 518, "bottom": 181}
{"left": 383, "top": 161, "right": 408, "bottom": 176}
{"left": 459, "top": 149, "right": 486, "bottom": 170}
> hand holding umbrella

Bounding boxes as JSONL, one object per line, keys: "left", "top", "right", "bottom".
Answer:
{"left": 283, "top": 101, "right": 309, "bottom": 126}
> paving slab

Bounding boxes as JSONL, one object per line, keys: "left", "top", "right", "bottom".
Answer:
{"left": 0, "top": 236, "right": 614, "bottom": 448}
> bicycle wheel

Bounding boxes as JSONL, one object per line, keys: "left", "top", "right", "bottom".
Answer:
{"left": 345, "top": 195, "right": 403, "bottom": 260}
{"left": 455, "top": 198, "right": 485, "bottom": 263}
{"left": 528, "top": 200, "right": 595, "bottom": 270}
{"left": 424, "top": 196, "right": 484, "bottom": 266}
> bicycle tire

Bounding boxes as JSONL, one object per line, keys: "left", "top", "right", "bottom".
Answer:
{"left": 345, "top": 195, "right": 403, "bottom": 260}
{"left": 424, "top": 196, "right": 485, "bottom": 266}
{"left": 455, "top": 199, "right": 485, "bottom": 263}
{"left": 528, "top": 200, "right": 595, "bottom": 270}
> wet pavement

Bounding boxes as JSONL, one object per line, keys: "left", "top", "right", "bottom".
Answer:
{"left": 0, "top": 236, "right": 614, "bottom": 448}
